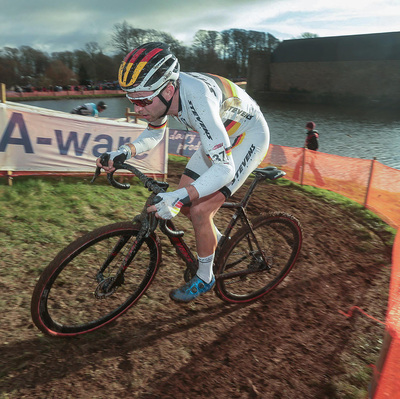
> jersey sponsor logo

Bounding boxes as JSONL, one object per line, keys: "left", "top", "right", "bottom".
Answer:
{"left": 227, "top": 106, "right": 254, "bottom": 120}
{"left": 188, "top": 101, "right": 212, "bottom": 140}
{"left": 231, "top": 144, "right": 256, "bottom": 185}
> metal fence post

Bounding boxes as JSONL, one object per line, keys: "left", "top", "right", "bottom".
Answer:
{"left": 364, "top": 157, "right": 376, "bottom": 207}
{"left": 300, "top": 148, "right": 306, "bottom": 185}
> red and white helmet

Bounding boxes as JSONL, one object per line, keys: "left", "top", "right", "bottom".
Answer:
{"left": 118, "top": 42, "right": 180, "bottom": 93}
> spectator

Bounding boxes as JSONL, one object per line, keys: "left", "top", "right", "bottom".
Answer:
{"left": 71, "top": 101, "right": 107, "bottom": 117}
{"left": 304, "top": 121, "right": 319, "bottom": 151}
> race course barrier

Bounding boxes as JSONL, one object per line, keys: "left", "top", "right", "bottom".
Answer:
{"left": 5, "top": 88, "right": 124, "bottom": 99}
{"left": 370, "top": 231, "right": 400, "bottom": 398}
{"left": 259, "top": 144, "right": 400, "bottom": 229}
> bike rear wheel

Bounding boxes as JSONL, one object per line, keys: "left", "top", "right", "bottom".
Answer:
{"left": 31, "top": 222, "right": 161, "bottom": 336}
{"left": 215, "top": 212, "right": 302, "bottom": 303}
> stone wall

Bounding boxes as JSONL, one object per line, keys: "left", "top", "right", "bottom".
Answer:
{"left": 247, "top": 32, "right": 400, "bottom": 106}
{"left": 269, "top": 60, "right": 400, "bottom": 100}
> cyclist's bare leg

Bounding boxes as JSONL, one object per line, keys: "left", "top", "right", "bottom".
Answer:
{"left": 167, "top": 175, "right": 225, "bottom": 301}
{"left": 178, "top": 174, "right": 225, "bottom": 258}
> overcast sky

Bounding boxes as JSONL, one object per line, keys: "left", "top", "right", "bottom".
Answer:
{"left": 1, "top": 0, "right": 399, "bottom": 54}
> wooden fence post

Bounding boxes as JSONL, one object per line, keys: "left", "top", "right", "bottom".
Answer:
{"left": 7, "top": 171, "right": 13, "bottom": 186}
{"left": 1, "top": 83, "right": 6, "bottom": 103}
{"left": 125, "top": 107, "right": 140, "bottom": 123}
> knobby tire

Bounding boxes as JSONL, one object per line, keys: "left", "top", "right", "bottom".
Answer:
{"left": 215, "top": 212, "right": 302, "bottom": 303}
{"left": 31, "top": 222, "right": 161, "bottom": 337}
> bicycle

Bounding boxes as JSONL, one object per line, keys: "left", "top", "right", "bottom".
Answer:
{"left": 31, "top": 161, "right": 303, "bottom": 337}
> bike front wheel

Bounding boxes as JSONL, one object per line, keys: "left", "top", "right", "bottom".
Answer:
{"left": 31, "top": 222, "right": 161, "bottom": 337}
{"left": 215, "top": 212, "right": 302, "bottom": 303}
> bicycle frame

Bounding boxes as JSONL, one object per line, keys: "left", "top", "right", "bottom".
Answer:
{"left": 92, "top": 162, "right": 281, "bottom": 288}
{"left": 161, "top": 171, "right": 270, "bottom": 278}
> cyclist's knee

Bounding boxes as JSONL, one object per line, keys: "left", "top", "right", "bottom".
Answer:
{"left": 189, "top": 195, "right": 224, "bottom": 223}
{"left": 189, "top": 202, "right": 209, "bottom": 222}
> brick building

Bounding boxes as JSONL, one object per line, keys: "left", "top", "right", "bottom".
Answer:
{"left": 247, "top": 31, "right": 400, "bottom": 106}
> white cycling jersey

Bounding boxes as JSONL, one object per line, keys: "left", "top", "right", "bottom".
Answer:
{"left": 132, "top": 72, "right": 270, "bottom": 198}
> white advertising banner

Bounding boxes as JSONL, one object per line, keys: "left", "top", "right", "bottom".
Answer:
{"left": 0, "top": 102, "right": 167, "bottom": 176}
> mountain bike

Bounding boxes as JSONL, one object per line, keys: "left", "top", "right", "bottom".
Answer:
{"left": 31, "top": 162, "right": 303, "bottom": 337}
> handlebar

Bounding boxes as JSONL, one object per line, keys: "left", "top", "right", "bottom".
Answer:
{"left": 91, "top": 159, "right": 184, "bottom": 238}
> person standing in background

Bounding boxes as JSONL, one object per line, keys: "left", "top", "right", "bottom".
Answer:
{"left": 304, "top": 121, "right": 319, "bottom": 151}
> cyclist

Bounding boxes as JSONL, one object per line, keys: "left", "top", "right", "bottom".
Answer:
{"left": 96, "top": 42, "right": 270, "bottom": 303}
{"left": 71, "top": 101, "right": 107, "bottom": 116}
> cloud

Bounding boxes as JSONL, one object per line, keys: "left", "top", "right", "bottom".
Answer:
{"left": 0, "top": 0, "right": 399, "bottom": 54}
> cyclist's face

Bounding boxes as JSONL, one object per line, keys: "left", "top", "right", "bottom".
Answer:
{"left": 127, "top": 86, "right": 170, "bottom": 122}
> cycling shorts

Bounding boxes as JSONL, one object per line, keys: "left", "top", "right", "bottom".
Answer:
{"left": 184, "top": 112, "right": 270, "bottom": 198}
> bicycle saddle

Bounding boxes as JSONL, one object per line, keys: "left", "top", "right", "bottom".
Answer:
{"left": 253, "top": 166, "right": 286, "bottom": 180}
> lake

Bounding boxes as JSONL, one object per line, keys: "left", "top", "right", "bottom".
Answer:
{"left": 19, "top": 96, "right": 400, "bottom": 170}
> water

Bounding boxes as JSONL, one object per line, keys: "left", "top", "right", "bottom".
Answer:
{"left": 20, "top": 96, "right": 400, "bottom": 169}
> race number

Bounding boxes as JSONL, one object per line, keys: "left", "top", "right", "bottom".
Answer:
{"left": 208, "top": 143, "right": 231, "bottom": 164}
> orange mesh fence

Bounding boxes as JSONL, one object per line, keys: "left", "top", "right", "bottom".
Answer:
{"left": 387, "top": 233, "right": 400, "bottom": 339}
{"left": 366, "top": 162, "right": 400, "bottom": 229}
{"left": 372, "top": 232, "right": 400, "bottom": 398}
{"left": 261, "top": 145, "right": 400, "bottom": 229}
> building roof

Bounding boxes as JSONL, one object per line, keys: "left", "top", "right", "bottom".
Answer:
{"left": 272, "top": 31, "right": 400, "bottom": 62}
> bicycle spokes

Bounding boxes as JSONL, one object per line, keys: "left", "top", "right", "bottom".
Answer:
{"left": 31, "top": 224, "right": 160, "bottom": 336}
{"left": 215, "top": 214, "right": 302, "bottom": 303}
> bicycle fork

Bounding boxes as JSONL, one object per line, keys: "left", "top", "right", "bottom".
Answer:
{"left": 95, "top": 228, "right": 149, "bottom": 298}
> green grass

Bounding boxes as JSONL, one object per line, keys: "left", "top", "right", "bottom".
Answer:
{"left": 1, "top": 158, "right": 394, "bottom": 262}
{"left": 0, "top": 173, "right": 151, "bottom": 277}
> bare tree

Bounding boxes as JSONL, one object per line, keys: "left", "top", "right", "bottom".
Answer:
{"left": 298, "top": 32, "right": 319, "bottom": 39}
{"left": 110, "top": 21, "right": 137, "bottom": 54}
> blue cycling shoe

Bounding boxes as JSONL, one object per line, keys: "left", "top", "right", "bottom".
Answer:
{"left": 170, "top": 275, "right": 216, "bottom": 303}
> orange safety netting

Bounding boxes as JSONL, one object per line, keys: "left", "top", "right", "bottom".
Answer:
{"left": 261, "top": 145, "right": 400, "bottom": 229}
{"left": 366, "top": 162, "right": 400, "bottom": 230}
{"left": 373, "top": 232, "right": 400, "bottom": 398}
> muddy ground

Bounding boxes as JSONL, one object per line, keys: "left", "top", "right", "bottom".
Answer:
{"left": 0, "top": 161, "right": 393, "bottom": 398}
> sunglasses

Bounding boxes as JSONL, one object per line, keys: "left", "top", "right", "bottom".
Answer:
{"left": 125, "top": 83, "right": 168, "bottom": 107}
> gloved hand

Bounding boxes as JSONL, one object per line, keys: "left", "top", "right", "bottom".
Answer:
{"left": 98, "top": 145, "right": 132, "bottom": 171}
{"left": 106, "top": 144, "right": 132, "bottom": 164}
{"left": 154, "top": 188, "right": 190, "bottom": 219}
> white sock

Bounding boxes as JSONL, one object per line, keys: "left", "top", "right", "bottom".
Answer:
{"left": 196, "top": 254, "right": 215, "bottom": 284}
